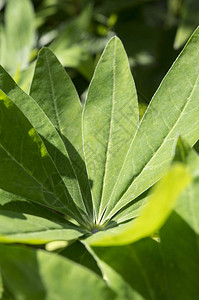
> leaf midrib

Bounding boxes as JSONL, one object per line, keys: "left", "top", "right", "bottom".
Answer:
{"left": 103, "top": 67, "right": 199, "bottom": 221}
{"left": 44, "top": 50, "right": 62, "bottom": 132}
{"left": 97, "top": 38, "right": 117, "bottom": 222}
{"left": 45, "top": 50, "right": 91, "bottom": 218}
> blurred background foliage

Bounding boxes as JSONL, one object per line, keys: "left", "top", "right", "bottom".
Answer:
{"left": 0, "top": 0, "right": 198, "bottom": 112}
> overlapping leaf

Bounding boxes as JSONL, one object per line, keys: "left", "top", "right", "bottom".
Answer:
{"left": 85, "top": 164, "right": 191, "bottom": 246}
{"left": 0, "top": 26, "right": 199, "bottom": 242}
{"left": 0, "top": 66, "right": 91, "bottom": 227}
{"left": 30, "top": 48, "right": 93, "bottom": 219}
{"left": 0, "top": 191, "right": 85, "bottom": 244}
{"left": 87, "top": 149, "right": 199, "bottom": 299}
{"left": 100, "top": 26, "right": 199, "bottom": 222}
{"left": 0, "top": 91, "right": 87, "bottom": 226}
{"left": 0, "top": 245, "right": 115, "bottom": 299}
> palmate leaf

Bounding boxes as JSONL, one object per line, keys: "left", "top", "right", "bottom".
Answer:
{"left": 85, "top": 163, "right": 191, "bottom": 246}
{"left": 100, "top": 26, "right": 199, "bottom": 223}
{"left": 0, "top": 25, "right": 199, "bottom": 243}
{"left": 0, "top": 245, "right": 115, "bottom": 300}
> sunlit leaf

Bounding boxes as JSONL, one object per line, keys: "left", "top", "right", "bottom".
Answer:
{"left": 86, "top": 164, "right": 191, "bottom": 246}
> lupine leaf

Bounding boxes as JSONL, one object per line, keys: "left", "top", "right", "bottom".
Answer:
{"left": 86, "top": 164, "right": 191, "bottom": 245}
{"left": 0, "top": 245, "right": 115, "bottom": 300}
{"left": 102, "top": 26, "right": 199, "bottom": 222}
{"left": 0, "top": 91, "right": 85, "bottom": 225}
{"left": 83, "top": 36, "right": 138, "bottom": 222}
{"left": 0, "top": 66, "right": 90, "bottom": 226}
{"left": 30, "top": 47, "right": 93, "bottom": 219}
{"left": 89, "top": 153, "right": 199, "bottom": 299}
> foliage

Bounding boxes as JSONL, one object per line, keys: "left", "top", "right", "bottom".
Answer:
{"left": 1, "top": 0, "right": 198, "bottom": 102}
{"left": 0, "top": 15, "right": 199, "bottom": 297}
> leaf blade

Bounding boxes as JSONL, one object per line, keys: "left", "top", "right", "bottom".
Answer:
{"left": 30, "top": 47, "right": 93, "bottom": 219}
{"left": 0, "top": 245, "right": 115, "bottom": 300}
{"left": 103, "top": 26, "right": 199, "bottom": 221}
{"left": 83, "top": 36, "right": 138, "bottom": 221}
{"left": 0, "top": 91, "right": 84, "bottom": 225}
{"left": 0, "top": 65, "right": 88, "bottom": 225}
{"left": 87, "top": 164, "right": 191, "bottom": 246}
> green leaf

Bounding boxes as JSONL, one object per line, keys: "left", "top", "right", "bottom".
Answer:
{"left": 83, "top": 36, "right": 138, "bottom": 222}
{"left": 0, "top": 65, "right": 90, "bottom": 226}
{"left": 0, "top": 210, "right": 84, "bottom": 244}
{"left": 0, "top": 25, "right": 6, "bottom": 67}
{"left": 86, "top": 164, "right": 191, "bottom": 246}
{"left": 90, "top": 177, "right": 199, "bottom": 299}
{"left": 102, "top": 26, "right": 199, "bottom": 222}
{"left": 174, "top": 0, "right": 199, "bottom": 49}
{"left": 55, "top": 46, "right": 95, "bottom": 81}
{"left": 0, "top": 91, "right": 85, "bottom": 224}
{"left": 159, "top": 180, "right": 199, "bottom": 299}
{"left": 0, "top": 245, "right": 115, "bottom": 300}
{"left": 89, "top": 151, "right": 199, "bottom": 299}
{"left": 60, "top": 240, "right": 102, "bottom": 276}
{"left": 4, "top": 0, "right": 34, "bottom": 71}
{"left": 174, "top": 138, "right": 199, "bottom": 176}
{"left": 16, "top": 62, "right": 35, "bottom": 93}
{"left": 173, "top": 148, "right": 199, "bottom": 232}
{"left": 89, "top": 239, "right": 166, "bottom": 300}
{"left": 30, "top": 47, "right": 93, "bottom": 219}
{"left": 92, "top": 228, "right": 199, "bottom": 300}
{"left": 0, "top": 189, "right": 26, "bottom": 206}
{"left": 0, "top": 192, "right": 85, "bottom": 244}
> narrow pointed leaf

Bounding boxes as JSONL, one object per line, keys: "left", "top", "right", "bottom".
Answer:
{"left": 0, "top": 25, "right": 6, "bottom": 67}
{"left": 0, "top": 245, "right": 115, "bottom": 300}
{"left": 0, "top": 92, "right": 84, "bottom": 224}
{"left": 83, "top": 36, "right": 138, "bottom": 221}
{"left": 0, "top": 65, "right": 86, "bottom": 222}
{"left": 103, "top": 26, "right": 199, "bottom": 221}
{"left": 0, "top": 210, "right": 84, "bottom": 244}
{"left": 4, "top": 0, "right": 34, "bottom": 71}
{"left": 0, "top": 193, "right": 85, "bottom": 244}
{"left": 30, "top": 47, "right": 92, "bottom": 218}
{"left": 86, "top": 164, "right": 191, "bottom": 246}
